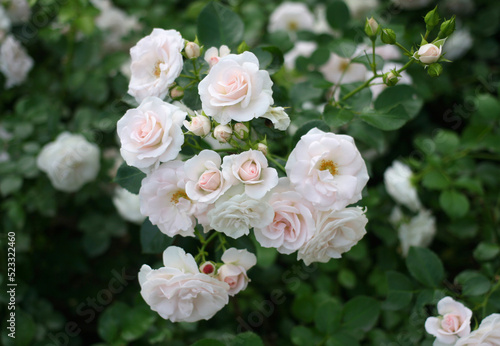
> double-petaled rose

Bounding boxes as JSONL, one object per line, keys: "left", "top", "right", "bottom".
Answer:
{"left": 425, "top": 296, "right": 472, "bottom": 345}
{"left": 217, "top": 248, "right": 256, "bottom": 296}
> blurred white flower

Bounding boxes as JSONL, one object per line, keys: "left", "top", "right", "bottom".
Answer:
{"left": 298, "top": 207, "right": 368, "bottom": 265}
{"left": 444, "top": 29, "right": 473, "bottom": 60}
{"left": 455, "top": 313, "right": 500, "bottom": 346}
{"left": 199, "top": 52, "right": 273, "bottom": 125}
{"left": 443, "top": 0, "right": 474, "bottom": 15}
{"left": 384, "top": 160, "right": 421, "bottom": 212}
{"left": 204, "top": 45, "right": 230, "bottom": 69}
{"left": 286, "top": 128, "right": 369, "bottom": 211}
{"left": 5, "top": 0, "right": 30, "bottom": 24}
{"left": 268, "top": 2, "right": 315, "bottom": 36}
{"left": 218, "top": 248, "right": 256, "bottom": 296}
{"left": 139, "top": 246, "right": 229, "bottom": 322}
{"left": 112, "top": 187, "right": 145, "bottom": 224}
{"left": 393, "top": 0, "right": 433, "bottom": 10}
{"left": 284, "top": 41, "right": 317, "bottom": 70}
{"left": 397, "top": 209, "right": 436, "bottom": 256}
{"left": 0, "top": 35, "right": 33, "bottom": 88}
{"left": 345, "top": 0, "right": 379, "bottom": 19}
{"left": 37, "top": 132, "right": 100, "bottom": 193}
{"left": 320, "top": 52, "right": 367, "bottom": 85}
{"left": 128, "top": 28, "right": 184, "bottom": 103}
{"left": 0, "top": 6, "right": 11, "bottom": 37}
{"left": 425, "top": 297, "right": 472, "bottom": 345}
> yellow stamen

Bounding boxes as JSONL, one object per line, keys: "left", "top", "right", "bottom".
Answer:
{"left": 319, "top": 159, "right": 338, "bottom": 176}
{"left": 153, "top": 61, "right": 163, "bottom": 77}
{"left": 171, "top": 190, "right": 189, "bottom": 204}
{"left": 288, "top": 21, "right": 298, "bottom": 31}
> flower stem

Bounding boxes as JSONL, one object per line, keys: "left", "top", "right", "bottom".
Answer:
{"left": 267, "top": 154, "right": 286, "bottom": 173}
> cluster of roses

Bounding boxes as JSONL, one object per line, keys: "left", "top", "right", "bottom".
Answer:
{"left": 425, "top": 296, "right": 500, "bottom": 345}
{"left": 116, "top": 28, "right": 370, "bottom": 322}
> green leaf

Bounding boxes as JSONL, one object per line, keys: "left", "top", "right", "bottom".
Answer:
{"left": 290, "top": 81, "right": 323, "bottom": 107}
{"left": 82, "top": 232, "right": 111, "bottom": 258}
{"left": 98, "top": 302, "right": 129, "bottom": 343}
{"left": 329, "top": 39, "right": 358, "bottom": 58}
{"left": 192, "top": 340, "right": 226, "bottom": 346}
{"left": 473, "top": 242, "right": 500, "bottom": 261}
{"left": 292, "top": 294, "right": 316, "bottom": 323}
{"left": 374, "top": 85, "right": 423, "bottom": 119}
{"left": 291, "top": 120, "right": 330, "bottom": 148}
{"left": 251, "top": 46, "right": 284, "bottom": 74}
{"left": 475, "top": 94, "right": 500, "bottom": 120}
{"left": 462, "top": 274, "right": 491, "bottom": 296}
{"left": 434, "top": 130, "right": 460, "bottom": 155}
{"left": 114, "top": 163, "right": 146, "bottom": 194}
{"left": 323, "top": 105, "right": 354, "bottom": 128}
{"left": 315, "top": 300, "right": 342, "bottom": 334}
{"left": 455, "top": 177, "right": 484, "bottom": 195}
{"left": 0, "top": 175, "right": 23, "bottom": 197}
{"left": 326, "top": 1, "right": 350, "bottom": 30}
{"left": 121, "top": 306, "right": 157, "bottom": 341}
{"left": 197, "top": 2, "right": 244, "bottom": 48}
{"left": 348, "top": 121, "right": 386, "bottom": 153}
{"left": 140, "top": 219, "right": 173, "bottom": 254}
{"left": 342, "top": 296, "right": 380, "bottom": 332}
{"left": 291, "top": 326, "right": 320, "bottom": 346}
{"left": 421, "top": 169, "right": 451, "bottom": 190}
{"left": 439, "top": 190, "right": 470, "bottom": 219}
{"left": 326, "top": 333, "right": 360, "bottom": 346}
{"left": 230, "top": 332, "right": 265, "bottom": 346}
{"left": 384, "top": 271, "right": 413, "bottom": 310}
{"left": 338, "top": 269, "right": 357, "bottom": 289}
{"left": 406, "top": 247, "right": 444, "bottom": 288}
{"left": 351, "top": 54, "right": 384, "bottom": 71}
{"left": 341, "top": 83, "right": 373, "bottom": 112}
{"left": 360, "top": 104, "right": 410, "bottom": 131}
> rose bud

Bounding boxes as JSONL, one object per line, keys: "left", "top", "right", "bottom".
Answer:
{"left": 233, "top": 123, "right": 249, "bottom": 139}
{"left": 185, "top": 41, "right": 200, "bottom": 59}
{"left": 365, "top": 17, "right": 379, "bottom": 39}
{"left": 417, "top": 43, "right": 442, "bottom": 64}
{"left": 257, "top": 143, "right": 268, "bottom": 156}
{"left": 213, "top": 124, "right": 232, "bottom": 143}
{"left": 183, "top": 112, "right": 211, "bottom": 137}
{"left": 383, "top": 71, "right": 400, "bottom": 86}
{"left": 170, "top": 86, "right": 184, "bottom": 99}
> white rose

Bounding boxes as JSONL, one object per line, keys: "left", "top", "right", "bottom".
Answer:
{"left": 254, "top": 178, "right": 315, "bottom": 254}
{"left": 208, "top": 186, "right": 274, "bottom": 239}
{"left": 112, "top": 187, "right": 145, "bottom": 224}
{"left": 384, "top": 160, "right": 421, "bottom": 212}
{"left": 128, "top": 28, "right": 184, "bottom": 103}
{"left": 285, "top": 128, "right": 369, "bottom": 211}
{"left": 37, "top": 132, "right": 100, "bottom": 193}
{"left": 425, "top": 297, "right": 473, "bottom": 345}
{"left": 417, "top": 43, "right": 442, "bottom": 64}
{"left": 345, "top": 0, "right": 379, "bottom": 18}
{"left": 218, "top": 248, "right": 256, "bottom": 296}
{"left": 204, "top": 45, "right": 230, "bottom": 69}
{"left": 117, "top": 96, "right": 186, "bottom": 173}
{"left": 5, "top": 0, "right": 30, "bottom": 23}
{"left": 0, "top": 35, "right": 34, "bottom": 89}
{"left": 260, "top": 107, "right": 291, "bottom": 131}
{"left": 139, "top": 246, "right": 229, "bottom": 322}
{"left": 221, "top": 149, "right": 278, "bottom": 199}
{"left": 198, "top": 51, "right": 274, "bottom": 125}
{"left": 398, "top": 209, "right": 436, "bottom": 256}
{"left": 184, "top": 150, "right": 232, "bottom": 204}
{"left": 185, "top": 42, "right": 200, "bottom": 59}
{"left": 139, "top": 160, "right": 202, "bottom": 237}
{"left": 444, "top": 29, "right": 473, "bottom": 60}
{"left": 183, "top": 112, "right": 211, "bottom": 137}
{"left": 298, "top": 207, "right": 368, "bottom": 265}
{"left": 320, "top": 52, "right": 367, "bottom": 85}
{"left": 284, "top": 41, "right": 317, "bottom": 70}
{"left": 393, "top": 0, "right": 432, "bottom": 10}
{"left": 455, "top": 313, "right": 500, "bottom": 346}
{"left": 268, "top": 2, "right": 315, "bottom": 34}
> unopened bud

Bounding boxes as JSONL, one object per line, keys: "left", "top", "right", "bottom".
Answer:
{"left": 381, "top": 29, "right": 396, "bottom": 45}
{"left": 199, "top": 262, "right": 216, "bottom": 275}
{"left": 257, "top": 143, "right": 268, "bottom": 156}
{"left": 417, "top": 43, "right": 442, "bottom": 64}
{"left": 383, "top": 70, "right": 400, "bottom": 86}
{"left": 427, "top": 63, "right": 443, "bottom": 77}
{"left": 233, "top": 123, "right": 249, "bottom": 139}
{"left": 438, "top": 17, "right": 456, "bottom": 39}
{"left": 365, "top": 17, "right": 379, "bottom": 39}
{"left": 185, "top": 42, "right": 200, "bottom": 59}
{"left": 424, "top": 6, "right": 440, "bottom": 30}
{"left": 183, "top": 112, "right": 211, "bottom": 136}
{"left": 213, "top": 125, "right": 232, "bottom": 143}
{"left": 170, "top": 86, "right": 184, "bottom": 99}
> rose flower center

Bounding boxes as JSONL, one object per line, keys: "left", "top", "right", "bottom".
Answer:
{"left": 171, "top": 190, "right": 189, "bottom": 204}
{"left": 153, "top": 61, "right": 163, "bottom": 77}
{"left": 319, "top": 159, "right": 338, "bottom": 176}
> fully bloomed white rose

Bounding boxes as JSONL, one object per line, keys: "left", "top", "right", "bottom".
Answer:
{"left": 268, "top": 2, "right": 315, "bottom": 34}
{"left": 0, "top": 35, "right": 33, "bottom": 89}
{"left": 320, "top": 52, "right": 367, "bottom": 85}
{"left": 218, "top": 248, "right": 256, "bottom": 296}
{"left": 184, "top": 150, "right": 232, "bottom": 204}
{"left": 284, "top": 41, "right": 317, "bottom": 70}
{"left": 207, "top": 186, "right": 274, "bottom": 239}
{"left": 254, "top": 178, "right": 315, "bottom": 254}
{"left": 286, "top": 128, "right": 369, "bottom": 211}
{"left": 139, "top": 160, "right": 202, "bottom": 237}
{"left": 384, "top": 160, "right": 421, "bottom": 212}
{"left": 117, "top": 96, "right": 186, "bottom": 173}
{"left": 221, "top": 149, "right": 278, "bottom": 199}
{"left": 398, "top": 209, "right": 436, "bottom": 256}
{"left": 198, "top": 51, "right": 274, "bottom": 125}
{"left": 139, "top": 246, "right": 229, "bottom": 322}
{"left": 37, "top": 132, "right": 100, "bottom": 193}
{"left": 260, "top": 106, "right": 291, "bottom": 131}
{"left": 128, "top": 28, "right": 184, "bottom": 103}
{"left": 112, "top": 187, "right": 145, "bottom": 224}
{"left": 204, "top": 45, "right": 230, "bottom": 69}
{"left": 298, "top": 207, "right": 368, "bottom": 265}
{"left": 455, "top": 313, "right": 500, "bottom": 346}
{"left": 425, "top": 297, "right": 473, "bottom": 345}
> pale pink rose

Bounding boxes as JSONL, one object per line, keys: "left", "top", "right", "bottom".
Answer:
{"left": 298, "top": 207, "right": 368, "bottom": 265}
{"left": 218, "top": 248, "right": 256, "bottom": 296}
{"left": 221, "top": 149, "right": 278, "bottom": 199}
{"left": 285, "top": 128, "right": 369, "bottom": 211}
{"left": 254, "top": 178, "right": 315, "bottom": 254}
{"left": 204, "top": 45, "right": 230, "bottom": 69}
{"left": 417, "top": 44, "right": 442, "bottom": 64}
{"left": 139, "top": 246, "right": 229, "bottom": 322}
{"left": 198, "top": 52, "right": 273, "bottom": 125}
{"left": 425, "top": 297, "right": 472, "bottom": 345}
{"left": 183, "top": 112, "right": 211, "bottom": 137}
{"left": 139, "top": 161, "right": 203, "bottom": 237}
{"left": 128, "top": 28, "right": 184, "bottom": 103}
{"left": 268, "top": 2, "right": 315, "bottom": 34}
{"left": 455, "top": 313, "right": 500, "bottom": 346}
{"left": 117, "top": 96, "right": 186, "bottom": 173}
{"left": 184, "top": 150, "right": 232, "bottom": 204}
